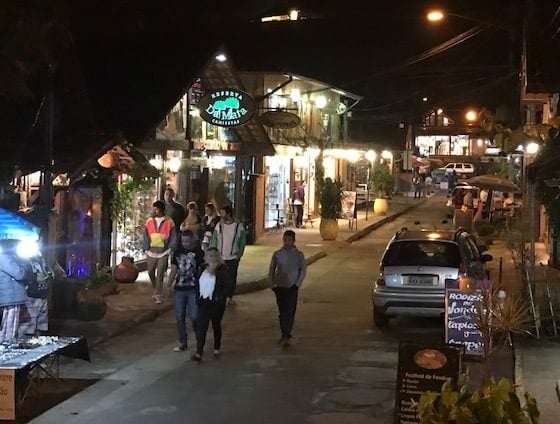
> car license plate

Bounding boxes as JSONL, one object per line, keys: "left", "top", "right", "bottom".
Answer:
{"left": 406, "top": 276, "right": 433, "bottom": 285}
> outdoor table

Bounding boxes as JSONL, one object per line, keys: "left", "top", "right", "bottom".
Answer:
{"left": 0, "top": 336, "right": 89, "bottom": 420}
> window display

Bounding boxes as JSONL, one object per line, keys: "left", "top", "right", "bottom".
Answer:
{"left": 264, "top": 156, "right": 291, "bottom": 229}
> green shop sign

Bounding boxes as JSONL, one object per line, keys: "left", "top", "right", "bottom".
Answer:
{"left": 198, "top": 88, "right": 256, "bottom": 127}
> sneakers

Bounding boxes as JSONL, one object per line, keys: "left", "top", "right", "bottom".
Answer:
{"left": 191, "top": 353, "right": 202, "bottom": 362}
{"left": 213, "top": 349, "right": 220, "bottom": 358}
{"left": 278, "top": 337, "right": 290, "bottom": 347}
{"left": 173, "top": 345, "right": 187, "bottom": 352}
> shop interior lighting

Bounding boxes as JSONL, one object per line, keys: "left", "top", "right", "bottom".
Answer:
{"left": 208, "top": 156, "right": 227, "bottom": 170}
{"left": 381, "top": 150, "right": 393, "bottom": 160}
{"left": 215, "top": 54, "right": 227, "bottom": 62}
{"left": 437, "top": 108, "right": 443, "bottom": 115}
{"left": 365, "top": 150, "right": 377, "bottom": 163}
{"left": 465, "top": 110, "right": 478, "bottom": 122}
{"left": 168, "top": 157, "right": 181, "bottom": 173}
{"left": 315, "top": 95, "right": 327, "bottom": 109}
{"left": 290, "top": 88, "right": 301, "bottom": 102}
{"left": 526, "top": 142, "right": 540, "bottom": 154}
{"left": 346, "top": 150, "right": 361, "bottom": 163}
{"left": 149, "top": 157, "right": 163, "bottom": 169}
{"left": 289, "top": 9, "right": 299, "bottom": 20}
{"left": 189, "top": 108, "right": 200, "bottom": 117}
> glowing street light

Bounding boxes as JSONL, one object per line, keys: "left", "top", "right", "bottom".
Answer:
{"left": 289, "top": 9, "right": 299, "bottom": 21}
{"left": 365, "top": 150, "right": 377, "bottom": 163}
{"left": 215, "top": 53, "right": 227, "bottom": 62}
{"left": 426, "top": 10, "right": 445, "bottom": 22}
{"left": 381, "top": 150, "right": 393, "bottom": 160}
{"left": 465, "top": 110, "right": 478, "bottom": 122}
{"left": 422, "top": 97, "right": 428, "bottom": 102}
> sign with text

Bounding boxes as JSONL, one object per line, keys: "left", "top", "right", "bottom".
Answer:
{"left": 445, "top": 280, "right": 485, "bottom": 356}
{"left": 259, "top": 111, "right": 301, "bottom": 129}
{"left": 341, "top": 191, "right": 357, "bottom": 220}
{"left": 0, "top": 369, "right": 15, "bottom": 420}
{"left": 198, "top": 88, "right": 256, "bottom": 127}
{"left": 395, "top": 343, "right": 462, "bottom": 424}
{"left": 191, "top": 139, "right": 241, "bottom": 152}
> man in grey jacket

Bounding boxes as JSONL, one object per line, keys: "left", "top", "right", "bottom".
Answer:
{"left": 268, "top": 230, "right": 306, "bottom": 347}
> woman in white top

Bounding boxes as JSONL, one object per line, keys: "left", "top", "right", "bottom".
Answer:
{"left": 191, "top": 248, "right": 234, "bottom": 362}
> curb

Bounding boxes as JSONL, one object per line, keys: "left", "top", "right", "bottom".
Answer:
{"left": 345, "top": 199, "right": 427, "bottom": 244}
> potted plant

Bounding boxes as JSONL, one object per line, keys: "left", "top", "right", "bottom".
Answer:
{"left": 370, "top": 162, "right": 394, "bottom": 216}
{"left": 318, "top": 177, "right": 344, "bottom": 240}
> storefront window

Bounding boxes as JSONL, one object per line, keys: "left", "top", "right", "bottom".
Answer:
{"left": 208, "top": 155, "right": 236, "bottom": 209}
{"left": 265, "top": 156, "right": 291, "bottom": 228}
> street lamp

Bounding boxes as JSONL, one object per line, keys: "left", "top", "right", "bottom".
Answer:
{"left": 465, "top": 110, "right": 478, "bottom": 122}
{"left": 315, "top": 95, "right": 327, "bottom": 109}
{"left": 526, "top": 142, "right": 540, "bottom": 155}
{"left": 426, "top": 10, "right": 444, "bottom": 22}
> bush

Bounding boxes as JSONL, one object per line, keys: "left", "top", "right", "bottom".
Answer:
{"left": 370, "top": 162, "right": 394, "bottom": 197}
{"left": 418, "top": 377, "right": 539, "bottom": 424}
{"left": 475, "top": 221, "right": 495, "bottom": 237}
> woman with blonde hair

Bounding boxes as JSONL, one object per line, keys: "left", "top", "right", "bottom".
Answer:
{"left": 180, "top": 201, "right": 201, "bottom": 235}
{"left": 191, "top": 247, "right": 234, "bottom": 362}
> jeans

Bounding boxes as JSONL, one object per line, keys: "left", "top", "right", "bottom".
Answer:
{"left": 295, "top": 204, "right": 304, "bottom": 227}
{"left": 173, "top": 288, "right": 198, "bottom": 346}
{"left": 224, "top": 259, "right": 240, "bottom": 299}
{"left": 147, "top": 255, "right": 169, "bottom": 295}
{"left": 273, "top": 285, "right": 299, "bottom": 338}
{"left": 196, "top": 299, "right": 226, "bottom": 355}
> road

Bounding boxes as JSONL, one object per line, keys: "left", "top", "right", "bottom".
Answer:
{"left": 34, "top": 197, "right": 452, "bottom": 424}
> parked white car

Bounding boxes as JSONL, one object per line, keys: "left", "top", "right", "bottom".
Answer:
{"left": 440, "top": 163, "right": 475, "bottom": 175}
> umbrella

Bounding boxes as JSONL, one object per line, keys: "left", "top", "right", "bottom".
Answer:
{"left": 465, "top": 175, "right": 521, "bottom": 193}
{"left": 0, "top": 208, "right": 41, "bottom": 241}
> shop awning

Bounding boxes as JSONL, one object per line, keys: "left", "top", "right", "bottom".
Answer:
{"left": 201, "top": 50, "right": 275, "bottom": 156}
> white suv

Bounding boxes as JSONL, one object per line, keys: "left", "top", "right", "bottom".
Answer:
{"left": 440, "top": 163, "right": 475, "bottom": 175}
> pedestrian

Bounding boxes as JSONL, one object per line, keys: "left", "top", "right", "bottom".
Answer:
{"left": 201, "top": 202, "right": 220, "bottom": 251}
{"left": 0, "top": 245, "right": 28, "bottom": 342}
{"left": 210, "top": 205, "right": 246, "bottom": 306}
{"left": 144, "top": 200, "right": 177, "bottom": 304}
{"left": 293, "top": 182, "right": 306, "bottom": 228}
{"left": 19, "top": 252, "right": 50, "bottom": 337}
{"left": 451, "top": 169, "right": 458, "bottom": 190}
{"left": 164, "top": 187, "right": 186, "bottom": 233}
{"left": 424, "top": 175, "right": 433, "bottom": 195}
{"left": 180, "top": 201, "right": 202, "bottom": 236}
{"left": 168, "top": 230, "right": 205, "bottom": 352}
{"left": 269, "top": 230, "right": 306, "bottom": 347}
{"left": 413, "top": 175, "right": 421, "bottom": 199}
{"left": 191, "top": 247, "right": 234, "bottom": 362}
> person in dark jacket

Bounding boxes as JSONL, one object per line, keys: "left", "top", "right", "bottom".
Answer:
{"left": 164, "top": 188, "right": 186, "bottom": 232}
{"left": 191, "top": 247, "right": 234, "bottom": 362}
{"left": 268, "top": 230, "right": 307, "bottom": 347}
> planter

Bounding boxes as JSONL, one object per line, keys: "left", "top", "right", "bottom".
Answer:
{"left": 373, "top": 198, "right": 389, "bottom": 216}
{"left": 113, "top": 257, "right": 139, "bottom": 284}
{"left": 319, "top": 218, "right": 339, "bottom": 240}
{"left": 75, "top": 289, "right": 107, "bottom": 321}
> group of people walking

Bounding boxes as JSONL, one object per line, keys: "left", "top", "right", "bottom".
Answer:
{"left": 142, "top": 188, "right": 307, "bottom": 362}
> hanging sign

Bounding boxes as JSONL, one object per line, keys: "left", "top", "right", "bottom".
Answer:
{"left": 395, "top": 343, "right": 462, "bottom": 424}
{"left": 259, "top": 111, "right": 301, "bottom": 129}
{"left": 198, "top": 88, "right": 256, "bottom": 127}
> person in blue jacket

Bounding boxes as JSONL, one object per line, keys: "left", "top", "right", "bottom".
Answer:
{"left": 0, "top": 242, "right": 29, "bottom": 341}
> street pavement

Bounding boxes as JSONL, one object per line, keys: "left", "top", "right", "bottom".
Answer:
{"left": 34, "top": 195, "right": 496, "bottom": 424}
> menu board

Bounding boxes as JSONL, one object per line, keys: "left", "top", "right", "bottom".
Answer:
{"left": 395, "top": 343, "right": 462, "bottom": 424}
{"left": 0, "top": 369, "right": 15, "bottom": 420}
{"left": 341, "top": 191, "right": 357, "bottom": 220}
{"left": 445, "top": 281, "right": 485, "bottom": 357}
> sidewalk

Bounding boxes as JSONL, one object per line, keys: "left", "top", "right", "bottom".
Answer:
{"left": 50, "top": 196, "right": 427, "bottom": 347}
{"left": 486, "top": 240, "right": 560, "bottom": 423}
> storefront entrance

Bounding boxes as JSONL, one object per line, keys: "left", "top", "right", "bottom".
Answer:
{"left": 264, "top": 156, "right": 291, "bottom": 229}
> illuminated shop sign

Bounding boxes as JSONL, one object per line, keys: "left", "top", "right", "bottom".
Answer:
{"left": 191, "top": 139, "right": 241, "bottom": 152}
{"left": 198, "top": 89, "right": 256, "bottom": 127}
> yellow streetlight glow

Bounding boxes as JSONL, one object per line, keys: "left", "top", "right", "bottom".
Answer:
{"left": 381, "top": 150, "right": 393, "bottom": 160}
{"left": 315, "top": 95, "right": 327, "bottom": 109}
{"left": 365, "top": 150, "right": 377, "bottom": 163}
{"left": 427, "top": 10, "right": 445, "bottom": 22}
{"left": 465, "top": 110, "right": 478, "bottom": 122}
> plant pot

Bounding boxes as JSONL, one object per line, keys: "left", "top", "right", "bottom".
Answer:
{"left": 75, "top": 289, "right": 107, "bottom": 321}
{"left": 113, "top": 257, "right": 139, "bottom": 284}
{"left": 373, "top": 198, "right": 389, "bottom": 216}
{"left": 319, "top": 218, "right": 339, "bottom": 240}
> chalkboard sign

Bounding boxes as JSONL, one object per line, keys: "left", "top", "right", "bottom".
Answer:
{"left": 395, "top": 343, "right": 462, "bottom": 424}
{"left": 445, "top": 280, "right": 485, "bottom": 356}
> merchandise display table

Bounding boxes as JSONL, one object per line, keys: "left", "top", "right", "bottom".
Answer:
{"left": 0, "top": 336, "right": 90, "bottom": 420}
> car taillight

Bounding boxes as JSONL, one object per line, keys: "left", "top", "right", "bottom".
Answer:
{"left": 376, "top": 264, "right": 386, "bottom": 286}
{"left": 459, "top": 262, "right": 466, "bottom": 275}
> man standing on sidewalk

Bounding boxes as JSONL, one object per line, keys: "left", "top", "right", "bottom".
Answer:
{"left": 164, "top": 188, "right": 186, "bottom": 233}
{"left": 168, "top": 230, "right": 204, "bottom": 352}
{"left": 210, "top": 205, "right": 246, "bottom": 305}
{"left": 268, "top": 230, "right": 307, "bottom": 347}
{"left": 293, "top": 182, "right": 306, "bottom": 228}
{"left": 144, "top": 200, "right": 177, "bottom": 304}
